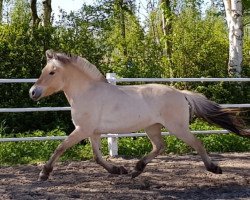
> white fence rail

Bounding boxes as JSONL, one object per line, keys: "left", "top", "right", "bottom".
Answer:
{"left": 0, "top": 104, "right": 250, "bottom": 113}
{"left": 0, "top": 130, "right": 230, "bottom": 142}
{"left": 1, "top": 77, "right": 250, "bottom": 83}
{"left": 0, "top": 74, "right": 250, "bottom": 156}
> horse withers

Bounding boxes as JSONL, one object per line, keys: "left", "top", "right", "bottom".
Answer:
{"left": 29, "top": 50, "right": 249, "bottom": 181}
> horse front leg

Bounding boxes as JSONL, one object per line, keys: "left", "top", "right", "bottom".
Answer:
{"left": 38, "top": 128, "right": 89, "bottom": 181}
{"left": 90, "top": 135, "right": 128, "bottom": 175}
{"left": 132, "top": 124, "right": 165, "bottom": 178}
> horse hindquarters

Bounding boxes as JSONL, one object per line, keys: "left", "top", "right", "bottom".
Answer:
{"left": 161, "top": 94, "right": 222, "bottom": 174}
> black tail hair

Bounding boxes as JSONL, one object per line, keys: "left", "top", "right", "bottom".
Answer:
{"left": 183, "top": 90, "right": 250, "bottom": 138}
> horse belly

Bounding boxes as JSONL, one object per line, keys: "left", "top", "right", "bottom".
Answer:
{"left": 97, "top": 105, "right": 153, "bottom": 134}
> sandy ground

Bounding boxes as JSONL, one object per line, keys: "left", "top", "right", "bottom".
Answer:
{"left": 0, "top": 153, "right": 249, "bottom": 200}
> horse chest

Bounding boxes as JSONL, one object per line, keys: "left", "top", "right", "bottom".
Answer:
{"left": 70, "top": 108, "right": 93, "bottom": 128}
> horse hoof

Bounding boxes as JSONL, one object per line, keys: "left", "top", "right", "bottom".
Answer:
{"left": 207, "top": 163, "right": 222, "bottom": 174}
{"left": 38, "top": 172, "right": 49, "bottom": 181}
{"left": 110, "top": 166, "right": 128, "bottom": 175}
{"left": 131, "top": 170, "right": 142, "bottom": 179}
{"left": 119, "top": 166, "right": 128, "bottom": 174}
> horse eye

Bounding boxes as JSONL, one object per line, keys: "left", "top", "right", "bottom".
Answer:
{"left": 49, "top": 71, "right": 55, "bottom": 75}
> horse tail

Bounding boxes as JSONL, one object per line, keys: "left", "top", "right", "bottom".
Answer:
{"left": 182, "top": 90, "right": 250, "bottom": 138}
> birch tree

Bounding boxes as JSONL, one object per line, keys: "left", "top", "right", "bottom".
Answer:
{"left": 0, "top": 0, "right": 3, "bottom": 23}
{"left": 223, "top": 0, "right": 243, "bottom": 77}
{"left": 42, "top": 0, "right": 52, "bottom": 27}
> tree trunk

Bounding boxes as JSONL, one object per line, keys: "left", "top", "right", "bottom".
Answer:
{"left": 0, "top": 0, "right": 3, "bottom": 23}
{"left": 42, "top": 0, "right": 52, "bottom": 27}
{"left": 30, "top": 0, "right": 40, "bottom": 27}
{"left": 223, "top": 0, "right": 243, "bottom": 77}
{"left": 117, "top": 0, "right": 127, "bottom": 57}
{"left": 161, "top": 0, "right": 173, "bottom": 76}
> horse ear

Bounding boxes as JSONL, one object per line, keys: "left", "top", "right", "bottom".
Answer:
{"left": 45, "top": 49, "right": 54, "bottom": 61}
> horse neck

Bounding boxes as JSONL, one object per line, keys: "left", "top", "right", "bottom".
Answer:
{"left": 62, "top": 67, "right": 92, "bottom": 106}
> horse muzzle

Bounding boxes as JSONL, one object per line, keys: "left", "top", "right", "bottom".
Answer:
{"left": 29, "top": 85, "right": 43, "bottom": 101}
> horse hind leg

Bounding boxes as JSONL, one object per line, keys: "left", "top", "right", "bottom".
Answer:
{"left": 131, "top": 123, "right": 165, "bottom": 178}
{"left": 166, "top": 122, "right": 222, "bottom": 174}
{"left": 90, "top": 135, "right": 128, "bottom": 175}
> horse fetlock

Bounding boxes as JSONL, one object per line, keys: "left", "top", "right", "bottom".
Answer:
{"left": 135, "top": 160, "right": 146, "bottom": 172}
{"left": 206, "top": 163, "right": 222, "bottom": 174}
{"left": 38, "top": 165, "right": 53, "bottom": 181}
{"left": 130, "top": 160, "right": 147, "bottom": 178}
{"left": 131, "top": 170, "right": 143, "bottom": 178}
{"left": 109, "top": 165, "right": 128, "bottom": 175}
{"left": 38, "top": 170, "right": 50, "bottom": 181}
{"left": 44, "top": 165, "right": 53, "bottom": 173}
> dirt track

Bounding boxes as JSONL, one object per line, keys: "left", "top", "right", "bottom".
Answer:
{"left": 0, "top": 153, "right": 250, "bottom": 200}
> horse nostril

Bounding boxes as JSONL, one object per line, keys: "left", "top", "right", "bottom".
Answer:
{"left": 30, "top": 86, "right": 42, "bottom": 101}
{"left": 32, "top": 90, "right": 35, "bottom": 97}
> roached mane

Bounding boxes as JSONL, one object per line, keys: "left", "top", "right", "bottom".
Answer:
{"left": 49, "top": 51, "right": 107, "bottom": 82}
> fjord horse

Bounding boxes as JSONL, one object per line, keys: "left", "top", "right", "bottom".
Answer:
{"left": 29, "top": 50, "right": 249, "bottom": 181}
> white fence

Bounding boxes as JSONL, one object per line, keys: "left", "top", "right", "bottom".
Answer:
{"left": 0, "top": 73, "right": 250, "bottom": 156}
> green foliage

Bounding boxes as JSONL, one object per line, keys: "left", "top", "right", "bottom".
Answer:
{"left": 118, "top": 137, "right": 152, "bottom": 156}
{"left": 198, "top": 134, "right": 250, "bottom": 152}
{"left": 170, "top": 9, "right": 228, "bottom": 78}
{"left": 243, "top": 0, "right": 250, "bottom": 11}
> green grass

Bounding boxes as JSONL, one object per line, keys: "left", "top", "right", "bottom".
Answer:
{"left": 0, "top": 120, "right": 249, "bottom": 165}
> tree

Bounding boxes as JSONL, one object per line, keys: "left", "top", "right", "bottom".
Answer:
{"left": 112, "top": 0, "right": 136, "bottom": 57}
{"left": 42, "top": 0, "right": 52, "bottom": 27}
{"left": 160, "top": 0, "right": 173, "bottom": 75}
{"left": 30, "top": 0, "right": 40, "bottom": 27}
{"left": 115, "top": 0, "right": 127, "bottom": 56}
{"left": 223, "top": 0, "right": 243, "bottom": 77}
{"left": 0, "top": 0, "right": 3, "bottom": 23}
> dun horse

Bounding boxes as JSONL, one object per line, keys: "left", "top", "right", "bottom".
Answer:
{"left": 30, "top": 50, "right": 249, "bottom": 181}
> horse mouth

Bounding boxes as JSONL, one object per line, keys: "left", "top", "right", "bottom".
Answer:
{"left": 31, "top": 95, "right": 42, "bottom": 101}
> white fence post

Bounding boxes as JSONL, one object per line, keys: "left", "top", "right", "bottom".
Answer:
{"left": 106, "top": 73, "right": 118, "bottom": 157}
